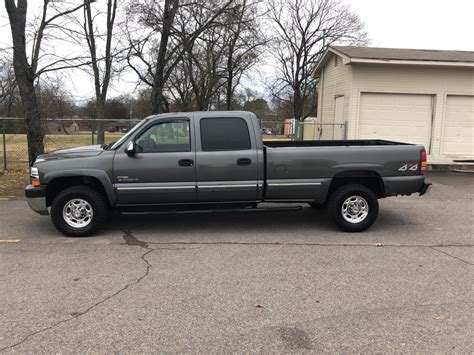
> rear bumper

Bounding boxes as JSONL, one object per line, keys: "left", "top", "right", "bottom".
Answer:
{"left": 418, "top": 182, "right": 432, "bottom": 196}
{"left": 382, "top": 176, "right": 431, "bottom": 197}
{"left": 25, "top": 185, "right": 49, "bottom": 215}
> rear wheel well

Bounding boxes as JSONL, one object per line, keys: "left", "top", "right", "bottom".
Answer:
{"left": 327, "top": 171, "right": 384, "bottom": 201}
{"left": 46, "top": 176, "right": 109, "bottom": 207}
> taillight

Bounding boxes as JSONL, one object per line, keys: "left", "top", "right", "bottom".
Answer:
{"left": 420, "top": 149, "right": 427, "bottom": 175}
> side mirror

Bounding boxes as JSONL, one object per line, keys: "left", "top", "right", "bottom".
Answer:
{"left": 125, "top": 141, "right": 136, "bottom": 156}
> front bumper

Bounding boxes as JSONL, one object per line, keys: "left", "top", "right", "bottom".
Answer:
{"left": 25, "top": 185, "right": 49, "bottom": 215}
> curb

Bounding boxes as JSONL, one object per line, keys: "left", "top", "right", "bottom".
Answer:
{"left": 428, "top": 164, "right": 474, "bottom": 173}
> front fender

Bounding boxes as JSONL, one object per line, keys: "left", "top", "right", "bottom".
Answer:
{"left": 43, "top": 169, "right": 116, "bottom": 205}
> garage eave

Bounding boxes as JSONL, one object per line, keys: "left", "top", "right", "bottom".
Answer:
{"left": 312, "top": 47, "right": 352, "bottom": 77}
{"left": 313, "top": 46, "right": 474, "bottom": 77}
{"left": 350, "top": 58, "right": 474, "bottom": 68}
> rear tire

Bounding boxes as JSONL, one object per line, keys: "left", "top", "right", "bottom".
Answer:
{"left": 328, "top": 184, "right": 378, "bottom": 232}
{"left": 51, "top": 186, "right": 108, "bottom": 237}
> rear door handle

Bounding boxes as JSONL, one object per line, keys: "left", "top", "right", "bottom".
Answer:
{"left": 237, "top": 158, "right": 252, "bottom": 166}
{"left": 179, "top": 159, "right": 194, "bottom": 167}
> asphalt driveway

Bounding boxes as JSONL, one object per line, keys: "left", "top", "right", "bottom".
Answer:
{"left": 0, "top": 172, "right": 472, "bottom": 353}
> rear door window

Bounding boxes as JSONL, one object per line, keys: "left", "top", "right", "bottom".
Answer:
{"left": 200, "top": 118, "right": 251, "bottom": 151}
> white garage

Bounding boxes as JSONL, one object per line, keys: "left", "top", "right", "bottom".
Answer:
{"left": 313, "top": 46, "right": 474, "bottom": 164}
{"left": 358, "top": 93, "right": 433, "bottom": 150}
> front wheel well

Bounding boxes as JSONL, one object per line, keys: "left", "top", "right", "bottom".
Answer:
{"left": 45, "top": 176, "right": 109, "bottom": 207}
{"left": 327, "top": 171, "right": 384, "bottom": 201}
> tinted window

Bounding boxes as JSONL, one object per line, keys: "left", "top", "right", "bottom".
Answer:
{"left": 136, "top": 120, "right": 190, "bottom": 153}
{"left": 200, "top": 118, "right": 251, "bottom": 151}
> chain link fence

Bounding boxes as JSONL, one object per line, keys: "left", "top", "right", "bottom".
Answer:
{"left": 1, "top": 117, "right": 347, "bottom": 172}
{"left": 1, "top": 117, "right": 140, "bottom": 172}
{"left": 260, "top": 120, "right": 347, "bottom": 141}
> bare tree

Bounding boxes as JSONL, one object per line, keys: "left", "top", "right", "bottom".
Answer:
{"left": 36, "top": 76, "right": 76, "bottom": 118}
{"left": 131, "top": 88, "right": 152, "bottom": 118}
{"left": 221, "top": 0, "right": 267, "bottom": 110}
{"left": 83, "top": 0, "right": 118, "bottom": 144}
{"left": 126, "top": 0, "right": 234, "bottom": 114}
{"left": 0, "top": 56, "right": 19, "bottom": 117}
{"left": 166, "top": 60, "right": 196, "bottom": 111}
{"left": 268, "top": 0, "right": 368, "bottom": 120}
{"left": 184, "top": 25, "right": 228, "bottom": 110}
{"left": 4, "top": 0, "right": 85, "bottom": 160}
{"left": 162, "top": 0, "right": 266, "bottom": 111}
{"left": 149, "top": 0, "right": 179, "bottom": 114}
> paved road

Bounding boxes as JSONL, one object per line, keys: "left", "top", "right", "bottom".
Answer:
{"left": 0, "top": 173, "right": 472, "bottom": 353}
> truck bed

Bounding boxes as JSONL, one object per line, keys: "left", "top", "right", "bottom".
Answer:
{"left": 264, "top": 139, "right": 411, "bottom": 148}
{"left": 263, "top": 139, "right": 425, "bottom": 202}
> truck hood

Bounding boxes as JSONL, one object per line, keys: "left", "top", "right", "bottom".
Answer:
{"left": 35, "top": 144, "right": 104, "bottom": 162}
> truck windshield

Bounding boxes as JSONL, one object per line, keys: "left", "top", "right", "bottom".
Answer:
{"left": 108, "top": 118, "right": 149, "bottom": 150}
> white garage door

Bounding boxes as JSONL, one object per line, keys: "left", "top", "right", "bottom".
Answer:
{"left": 442, "top": 95, "right": 474, "bottom": 157}
{"left": 358, "top": 93, "right": 433, "bottom": 149}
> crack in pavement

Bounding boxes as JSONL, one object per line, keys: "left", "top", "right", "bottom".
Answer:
{"left": 121, "top": 229, "right": 200, "bottom": 251}
{"left": 1, "top": 229, "right": 471, "bottom": 351}
{"left": 144, "top": 240, "right": 474, "bottom": 248}
{"left": 0, "top": 230, "right": 153, "bottom": 353}
{"left": 429, "top": 246, "right": 474, "bottom": 266}
{"left": 142, "top": 240, "right": 473, "bottom": 265}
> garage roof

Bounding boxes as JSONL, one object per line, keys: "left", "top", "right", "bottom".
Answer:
{"left": 332, "top": 46, "right": 474, "bottom": 63}
{"left": 313, "top": 46, "right": 474, "bottom": 76}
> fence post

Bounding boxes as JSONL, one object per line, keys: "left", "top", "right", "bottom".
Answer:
{"left": 2, "top": 118, "right": 7, "bottom": 171}
{"left": 91, "top": 130, "right": 94, "bottom": 145}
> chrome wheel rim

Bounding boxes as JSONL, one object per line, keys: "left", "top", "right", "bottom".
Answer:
{"left": 341, "top": 195, "right": 369, "bottom": 224}
{"left": 63, "top": 198, "right": 93, "bottom": 228}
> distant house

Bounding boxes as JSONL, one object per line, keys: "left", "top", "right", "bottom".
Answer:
{"left": 312, "top": 46, "right": 474, "bottom": 164}
{"left": 45, "top": 120, "right": 80, "bottom": 134}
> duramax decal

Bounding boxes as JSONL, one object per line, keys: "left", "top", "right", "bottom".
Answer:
{"left": 116, "top": 176, "right": 139, "bottom": 182}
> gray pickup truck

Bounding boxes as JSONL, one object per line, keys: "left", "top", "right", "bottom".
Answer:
{"left": 25, "top": 111, "right": 431, "bottom": 236}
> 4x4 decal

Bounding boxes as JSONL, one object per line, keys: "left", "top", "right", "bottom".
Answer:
{"left": 399, "top": 163, "right": 418, "bottom": 172}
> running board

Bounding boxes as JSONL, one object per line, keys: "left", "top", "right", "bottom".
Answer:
{"left": 120, "top": 205, "right": 303, "bottom": 216}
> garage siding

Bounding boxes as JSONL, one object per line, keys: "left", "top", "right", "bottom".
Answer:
{"left": 317, "top": 54, "right": 352, "bottom": 140}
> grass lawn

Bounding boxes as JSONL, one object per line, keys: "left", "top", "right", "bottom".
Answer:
{"left": 0, "top": 133, "right": 121, "bottom": 169}
{"left": 0, "top": 169, "right": 30, "bottom": 198}
{"left": 0, "top": 133, "right": 121, "bottom": 197}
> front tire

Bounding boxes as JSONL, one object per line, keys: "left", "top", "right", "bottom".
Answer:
{"left": 328, "top": 184, "right": 379, "bottom": 232}
{"left": 51, "top": 186, "right": 108, "bottom": 237}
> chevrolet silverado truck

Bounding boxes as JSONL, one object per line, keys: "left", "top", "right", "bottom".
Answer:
{"left": 25, "top": 111, "right": 431, "bottom": 237}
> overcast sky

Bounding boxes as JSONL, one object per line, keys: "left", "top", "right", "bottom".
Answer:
{"left": 350, "top": 0, "right": 474, "bottom": 51}
{"left": 1, "top": 0, "right": 473, "bottom": 100}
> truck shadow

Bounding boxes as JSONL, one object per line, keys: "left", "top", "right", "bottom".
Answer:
{"left": 109, "top": 205, "right": 335, "bottom": 234}
{"left": 106, "top": 205, "right": 413, "bottom": 241}
{"left": 24, "top": 204, "right": 414, "bottom": 241}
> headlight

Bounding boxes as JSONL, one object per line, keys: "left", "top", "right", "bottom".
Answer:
{"left": 30, "top": 167, "right": 40, "bottom": 186}
{"left": 30, "top": 167, "right": 39, "bottom": 179}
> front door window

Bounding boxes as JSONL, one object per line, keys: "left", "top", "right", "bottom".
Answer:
{"left": 136, "top": 120, "right": 191, "bottom": 153}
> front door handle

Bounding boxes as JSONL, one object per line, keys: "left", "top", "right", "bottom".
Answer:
{"left": 179, "top": 159, "right": 194, "bottom": 167}
{"left": 237, "top": 158, "right": 252, "bottom": 166}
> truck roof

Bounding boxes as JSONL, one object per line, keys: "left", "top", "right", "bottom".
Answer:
{"left": 145, "top": 111, "right": 253, "bottom": 121}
